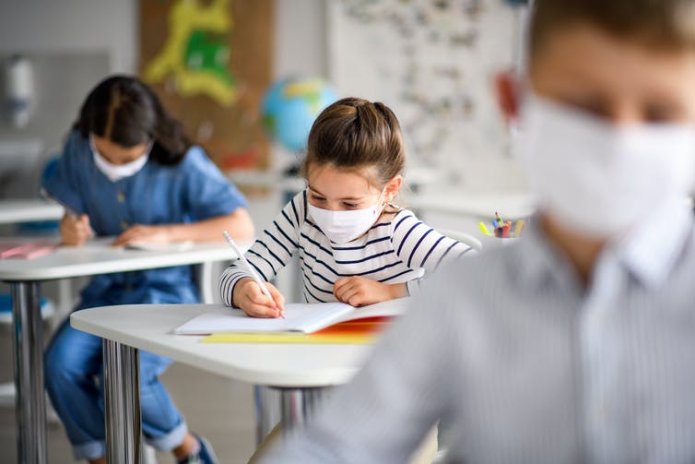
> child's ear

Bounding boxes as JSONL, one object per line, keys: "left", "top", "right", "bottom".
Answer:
{"left": 495, "top": 70, "right": 521, "bottom": 122}
{"left": 384, "top": 175, "right": 403, "bottom": 202}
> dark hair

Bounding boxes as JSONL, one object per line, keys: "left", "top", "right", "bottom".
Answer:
{"left": 530, "top": 0, "right": 695, "bottom": 59}
{"left": 303, "top": 97, "right": 405, "bottom": 188}
{"left": 73, "top": 75, "right": 191, "bottom": 165}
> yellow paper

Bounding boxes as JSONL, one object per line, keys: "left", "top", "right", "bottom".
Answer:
{"left": 202, "top": 332, "right": 376, "bottom": 345}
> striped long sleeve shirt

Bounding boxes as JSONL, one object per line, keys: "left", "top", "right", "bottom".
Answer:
{"left": 219, "top": 191, "right": 472, "bottom": 306}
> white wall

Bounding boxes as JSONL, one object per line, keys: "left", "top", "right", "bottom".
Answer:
{"left": 0, "top": 0, "right": 136, "bottom": 72}
{"left": 0, "top": 0, "right": 327, "bottom": 196}
{"left": 273, "top": 0, "right": 328, "bottom": 78}
{"left": 0, "top": 0, "right": 131, "bottom": 196}
{"left": 0, "top": 0, "right": 327, "bottom": 76}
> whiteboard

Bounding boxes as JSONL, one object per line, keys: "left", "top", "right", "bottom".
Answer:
{"left": 327, "top": 0, "right": 528, "bottom": 190}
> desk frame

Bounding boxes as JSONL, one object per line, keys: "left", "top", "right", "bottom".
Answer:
{"left": 11, "top": 282, "right": 47, "bottom": 463}
{"left": 101, "top": 339, "right": 326, "bottom": 463}
{"left": 2, "top": 243, "right": 241, "bottom": 464}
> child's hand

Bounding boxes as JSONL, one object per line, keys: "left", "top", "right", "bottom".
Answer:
{"left": 232, "top": 278, "right": 285, "bottom": 318}
{"left": 113, "top": 224, "right": 172, "bottom": 247}
{"left": 60, "top": 213, "right": 94, "bottom": 246}
{"left": 333, "top": 277, "right": 407, "bottom": 307}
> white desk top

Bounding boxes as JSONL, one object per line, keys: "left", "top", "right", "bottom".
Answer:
{"left": 227, "top": 168, "right": 441, "bottom": 194}
{"left": 228, "top": 170, "right": 307, "bottom": 192}
{"left": 0, "top": 200, "right": 64, "bottom": 224}
{"left": 0, "top": 239, "right": 247, "bottom": 282}
{"left": 405, "top": 191, "right": 535, "bottom": 220}
{"left": 71, "top": 304, "right": 373, "bottom": 387}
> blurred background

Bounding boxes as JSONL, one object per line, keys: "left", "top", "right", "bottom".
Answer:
{"left": 0, "top": 0, "right": 530, "bottom": 198}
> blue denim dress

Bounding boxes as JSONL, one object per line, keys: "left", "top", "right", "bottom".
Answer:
{"left": 42, "top": 131, "right": 247, "bottom": 459}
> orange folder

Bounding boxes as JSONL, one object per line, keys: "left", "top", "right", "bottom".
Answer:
{"left": 202, "top": 317, "right": 392, "bottom": 345}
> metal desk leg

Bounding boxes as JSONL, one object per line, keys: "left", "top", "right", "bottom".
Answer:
{"left": 254, "top": 386, "right": 281, "bottom": 444}
{"left": 103, "top": 340, "right": 142, "bottom": 463}
{"left": 11, "top": 282, "right": 47, "bottom": 464}
{"left": 279, "top": 388, "right": 325, "bottom": 429}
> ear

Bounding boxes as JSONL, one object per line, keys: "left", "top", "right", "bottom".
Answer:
{"left": 494, "top": 70, "right": 521, "bottom": 122}
{"left": 383, "top": 175, "right": 403, "bottom": 202}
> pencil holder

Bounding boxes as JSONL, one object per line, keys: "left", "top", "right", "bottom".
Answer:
{"left": 479, "top": 235, "right": 519, "bottom": 249}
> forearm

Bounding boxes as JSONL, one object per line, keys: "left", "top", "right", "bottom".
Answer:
{"left": 390, "top": 283, "right": 408, "bottom": 299}
{"left": 167, "top": 209, "right": 255, "bottom": 242}
{"left": 392, "top": 213, "right": 473, "bottom": 274}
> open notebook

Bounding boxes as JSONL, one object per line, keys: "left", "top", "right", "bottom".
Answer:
{"left": 174, "top": 298, "right": 410, "bottom": 335}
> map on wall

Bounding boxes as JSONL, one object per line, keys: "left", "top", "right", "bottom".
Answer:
{"left": 140, "top": 0, "right": 273, "bottom": 171}
{"left": 328, "top": 0, "right": 527, "bottom": 189}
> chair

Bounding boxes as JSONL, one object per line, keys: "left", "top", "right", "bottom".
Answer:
{"left": 0, "top": 294, "right": 55, "bottom": 323}
{"left": 438, "top": 229, "right": 483, "bottom": 252}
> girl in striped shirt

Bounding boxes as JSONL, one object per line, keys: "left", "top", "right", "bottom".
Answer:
{"left": 220, "top": 97, "right": 472, "bottom": 317}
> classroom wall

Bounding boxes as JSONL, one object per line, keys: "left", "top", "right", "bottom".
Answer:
{"left": 274, "top": 0, "right": 328, "bottom": 78}
{"left": 0, "top": 0, "right": 521, "bottom": 198}
{"left": 0, "top": 0, "right": 328, "bottom": 86}
{"left": 0, "top": 0, "right": 137, "bottom": 73}
{"left": 0, "top": 0, "right": 328, "bottom": 197}
{"left": 0, "top": 0, "right": 135, "bottom": 196}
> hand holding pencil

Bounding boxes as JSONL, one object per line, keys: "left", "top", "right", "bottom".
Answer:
{"left": 224, "top": 231, "right": 286, "bottom": 318}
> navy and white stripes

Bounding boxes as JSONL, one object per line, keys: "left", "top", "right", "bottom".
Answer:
{"left": 219, "top": 191, "right": 472, "bottom": 305}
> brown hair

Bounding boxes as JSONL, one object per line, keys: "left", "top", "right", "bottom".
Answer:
{"left": 303, "top": 97, "right": 405, "bottom": 188}
{"left": 74, "top": 75, "right": 192, "bottom": 165}
{"left": 530, "top": 0, "right": 695, "bottom": 58}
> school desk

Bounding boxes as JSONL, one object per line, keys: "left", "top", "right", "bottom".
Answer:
{"left": 0, "top": 200, "right": 63, "bottom": 224}
{"left": 0, "top": 240, "right": 248, "bottom": 464}
{"left": 405, "top": 191, "right": 535, "bottom": 220}
{"left": 70, "top": 301, "right": 408, "bottom": 464}
{"left": 0, "top": 200, "right": 64, "bottom": 432}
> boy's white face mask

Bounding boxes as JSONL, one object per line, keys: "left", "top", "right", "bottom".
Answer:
{"left": 90, "top": 135, "right": 151, "bottom": 182}
{"left": 515, "top": 94, "right": 695, "bottom": 238}
{"left": 308, "top": 192, "right": 385, "bottom": 244}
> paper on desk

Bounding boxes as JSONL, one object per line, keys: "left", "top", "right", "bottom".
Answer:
{"left": 174, "top": 302, "right": 353, "bottom": 335}
{"left": 125, "top": 241, "right": 194, "bottom": 252}
{"left": 174, "top": 299, "right": 410, "bottom": 335}
{"left": 201, "top": 320, "right": 385, "bottom": 345}
{"left": 0, "top": 241, "right": 57, "bottom": 259}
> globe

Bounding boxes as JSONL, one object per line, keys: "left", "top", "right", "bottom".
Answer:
{"left": 261, "top": 77, "right": 338, "bottom": 153}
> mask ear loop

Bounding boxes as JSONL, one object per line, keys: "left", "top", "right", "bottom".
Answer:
{"left": 375, "top": 190, "right": 388, "bottom": 216}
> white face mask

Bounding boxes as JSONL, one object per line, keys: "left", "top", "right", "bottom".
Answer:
{"left": 90, "top": 135, "right": 151, "bottom": 182}
{"left": 515, "top": 94, "right": 695, "bottom": 238}
{"left": 308, "top": 193, "right": 385, "bottom": 244}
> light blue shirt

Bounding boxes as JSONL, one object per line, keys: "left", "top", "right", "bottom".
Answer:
{"left": 43, "top": 131, "right": 247, "bottom": 308}
{"left": 264, "top": 200, "right": 695, "bottom": 464}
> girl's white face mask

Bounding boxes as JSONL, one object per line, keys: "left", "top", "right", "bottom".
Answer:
{"left": 515, "top": 94, "right": 695, "bottom": 238}
{"left": 308, "top": 192, "right": 385, "bottom": 244}
{"left": 90, "top": 135, "right": 151, "bottom": 182}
